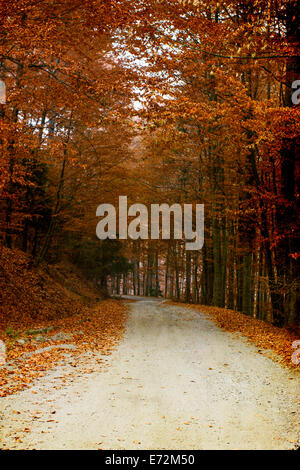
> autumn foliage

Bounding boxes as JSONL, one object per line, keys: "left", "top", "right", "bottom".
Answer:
{"left": 0, "top": 0, "right": 299, "bottom": 381}
{"left": 0, "top": 245, "right": 127, "bottom": 396}
{"left": 177, "top": 302, "right": 300, "bottom": 369}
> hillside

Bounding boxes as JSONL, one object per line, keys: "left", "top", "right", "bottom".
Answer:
{"left": 0, "top": 247, "right": 127, "bottom": 396}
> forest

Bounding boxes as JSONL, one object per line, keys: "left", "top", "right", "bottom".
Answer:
{"left": 0, "top": 0, "right": 300, "bottom": 453}
{"left": 0, "top": 0, "right": 299, "bottom": 329}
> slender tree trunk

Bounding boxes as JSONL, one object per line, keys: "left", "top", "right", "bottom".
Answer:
{"left": 185, "top": 249, "right": 191, "bottom": 303}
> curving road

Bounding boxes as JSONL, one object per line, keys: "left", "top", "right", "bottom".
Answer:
{"left": 1, "top": 299, "right": 299, "bottom": 449}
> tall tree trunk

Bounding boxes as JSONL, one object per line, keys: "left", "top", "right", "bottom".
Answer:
{"left": 185, "top": 250, "right": 191, "bottom": 303}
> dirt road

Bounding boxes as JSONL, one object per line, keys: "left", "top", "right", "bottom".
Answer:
{"left": 0, "top": 300, "right": 299, "bottom": 449}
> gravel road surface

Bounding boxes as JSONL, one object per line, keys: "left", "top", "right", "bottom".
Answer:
{"left": 0, "top": 300, "right": 299, "bottom": 449}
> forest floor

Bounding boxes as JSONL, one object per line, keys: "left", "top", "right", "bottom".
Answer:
{"left": 0, "top": 298, "right": 299, "bottom": 450}
{"left": 0, "top": 247, "right": 127, "bottom": 397}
